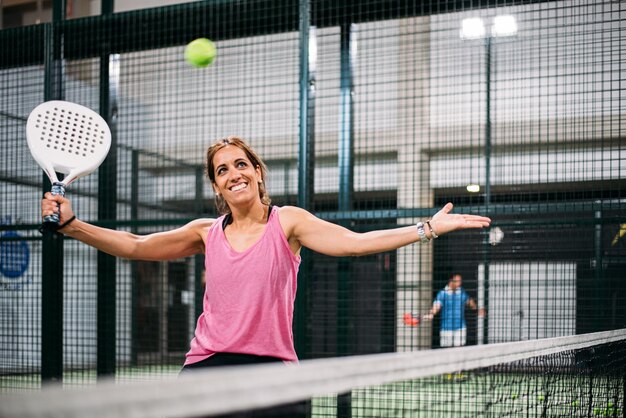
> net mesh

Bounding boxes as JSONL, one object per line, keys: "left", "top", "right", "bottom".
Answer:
{"left": 1, "top": 329, "right": 625, "bottom": 418}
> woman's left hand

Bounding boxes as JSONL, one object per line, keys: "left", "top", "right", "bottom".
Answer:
{"left": 428, "top": 203, "right": 491, "bottom": 237}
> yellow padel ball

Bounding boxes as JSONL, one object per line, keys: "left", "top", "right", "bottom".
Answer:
{"left": 185, "top": 38, "right": 217, "bottom": 68}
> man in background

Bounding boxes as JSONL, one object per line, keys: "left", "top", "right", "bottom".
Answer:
{"left": 425, "top": 273, "right": 485, "bottom": 347}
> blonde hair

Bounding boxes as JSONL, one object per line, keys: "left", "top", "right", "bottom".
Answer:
{"left": 205, "top": 136, "right": 270, "bottom": 214}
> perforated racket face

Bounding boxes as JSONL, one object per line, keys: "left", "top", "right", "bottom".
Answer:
{"left": 26, "top": 101, "right": 111, "bottom": 185}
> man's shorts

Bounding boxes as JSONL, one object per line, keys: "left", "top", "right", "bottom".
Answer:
{"left": 440, "top": 328, "right": 467, "bottom": 347}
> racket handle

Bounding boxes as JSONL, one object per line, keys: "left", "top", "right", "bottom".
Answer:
{"left": 43, "top": 182, "right": 66, "bottom": 225}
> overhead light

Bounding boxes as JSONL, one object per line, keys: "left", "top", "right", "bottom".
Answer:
{"left": 309, "top": 27, "right": 318, "bottom": 72}
{"left": 460, "top": 15, "right": 518, "bottom": 40}
{"left": 492, "top": 15, "right": 518, "bottom": 37}
{"left": 460, "top": 17, "right": 486, "bottom": 40}
{"left": 467, "top": 184, "right": 481, "bottom": 193}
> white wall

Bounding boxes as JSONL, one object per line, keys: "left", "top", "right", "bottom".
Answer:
{"left": 479, "top": 262, "right": 577, "bottom": 344}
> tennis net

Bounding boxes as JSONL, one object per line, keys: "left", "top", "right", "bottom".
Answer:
{"left": 1, "top": 329, "right": 625, "bottom": 418}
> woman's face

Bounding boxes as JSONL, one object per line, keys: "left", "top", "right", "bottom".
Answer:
{"left": 211, "top": 145, "right": 263, "bottom": 206}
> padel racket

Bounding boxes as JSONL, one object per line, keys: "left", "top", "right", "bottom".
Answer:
{"left": 26, "top": 100, "right": 112, "bottom": 228}
{"left": 403, "top": 312, "right": 430, "bottom": 327}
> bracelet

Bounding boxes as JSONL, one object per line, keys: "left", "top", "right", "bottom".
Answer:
{"left": 416, "top": 222, "right": 430, "bottom": 243}
{"left": 425, "top": 220, "right": 439, "bottom": 239}
{"left": 58, "top": 215, "right": 77, "bottom": 230}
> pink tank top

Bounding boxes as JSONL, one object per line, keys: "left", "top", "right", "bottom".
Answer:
{"left": 184, "top": 206, "right": 301, "bottom": 365}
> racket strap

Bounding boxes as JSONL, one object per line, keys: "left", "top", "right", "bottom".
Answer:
{"left": 58, "top": 215, "right": 77, "bottom": 230}
{"left": 39, "top": 215, "right": 76, "bottom": 234}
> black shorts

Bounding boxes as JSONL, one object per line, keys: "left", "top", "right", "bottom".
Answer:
{"left": 179, "top": 353, "right": 310, "bottom": 418}
{"left": 180, "top": 352, "right": 284, "bottom": 372}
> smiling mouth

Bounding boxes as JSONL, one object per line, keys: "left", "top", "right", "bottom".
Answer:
{"left": 230, "top": 183, "right": 248, "bottom": 192}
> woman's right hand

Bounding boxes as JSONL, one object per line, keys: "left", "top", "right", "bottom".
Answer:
{"left": 41, "top": 192, "right": 75, "bottom": 231}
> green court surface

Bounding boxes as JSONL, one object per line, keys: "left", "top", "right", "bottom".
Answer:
{"left": 0, "top": 365, "right": 181, "bottom": 391}
{"left": 312, "top": 372, "right": 624, "bottom": 418}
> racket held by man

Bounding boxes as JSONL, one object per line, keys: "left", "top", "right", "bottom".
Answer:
{"left": 403, "top": 312, "right": 432, "bottom": 327}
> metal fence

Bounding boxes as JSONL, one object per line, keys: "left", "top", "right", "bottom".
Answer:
{"left": 1, "top": 0, "right": 625, "bottom": 389}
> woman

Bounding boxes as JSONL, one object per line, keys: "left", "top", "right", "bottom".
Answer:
{"left": 41, "top": 136, "right": 490, "bottom": 409}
